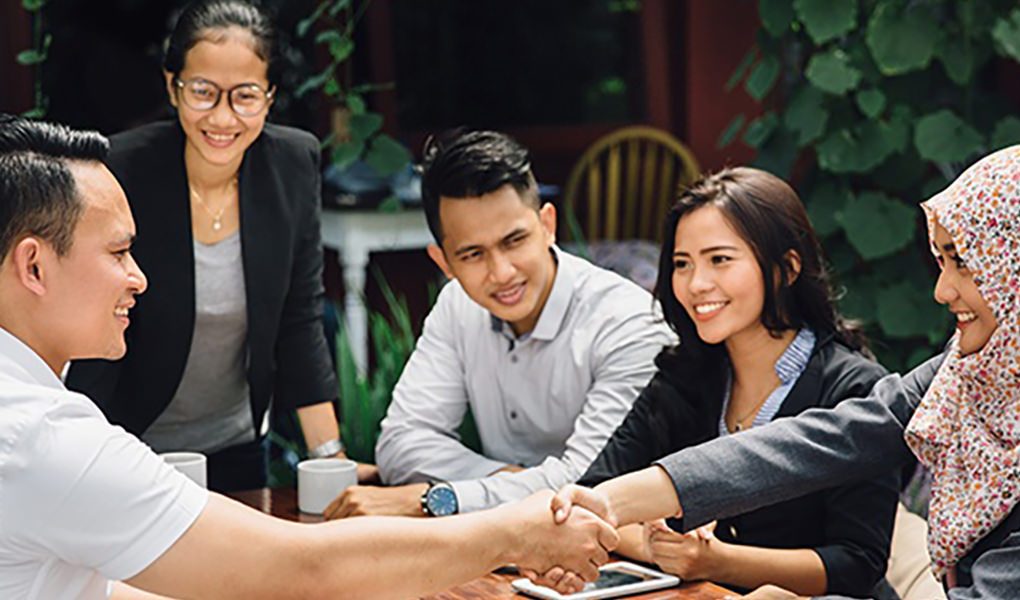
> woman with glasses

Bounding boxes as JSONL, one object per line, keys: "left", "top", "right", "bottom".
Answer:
{"left": 67, "top": 0, "right": 375, "bottom": 491}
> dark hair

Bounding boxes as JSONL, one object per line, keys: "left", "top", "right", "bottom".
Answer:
{"left": 0, "top": 115, "right": 109, "bottom": 260}
{"left": 163, "top": 0, "right": 279, "bottom": 86}
{"left": 654, "top": 166, "right": 867, "bottom": 364}
{"left": 420, "top": 128, "right": 540, "bottom": 243}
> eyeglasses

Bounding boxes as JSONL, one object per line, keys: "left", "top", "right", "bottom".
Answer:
{"left": 173, "top": 77, "right": 275, "bottom": 117}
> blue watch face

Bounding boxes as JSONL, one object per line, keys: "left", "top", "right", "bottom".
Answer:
{"left": 427, "top": 485, "right": 458, "bottom": 516}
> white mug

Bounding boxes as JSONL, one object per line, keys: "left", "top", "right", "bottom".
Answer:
{"left": 160, "top": 451, "right": 208, "bottom": 489}
{"left": 298, "top": 458, "right": 358, "bottom": 515}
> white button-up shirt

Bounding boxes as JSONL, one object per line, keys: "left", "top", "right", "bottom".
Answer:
{"left": 376, "top": 247, "right": 675, "bottom": 512}
{"left": 0, "top": 327, "right": 207, "bottom": 599}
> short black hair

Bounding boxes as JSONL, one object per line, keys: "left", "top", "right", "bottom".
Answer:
{"left": 0, "top": 114, "right": 109, "bottom": 260}
{"left": 420, "top": 128, "right": 539, "bottom": 243}
{"left": 164, "top": 0, "right": 280, "bottom": 86}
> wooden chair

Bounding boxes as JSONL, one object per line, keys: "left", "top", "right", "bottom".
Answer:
{"left": 563, "top": 126, "right": 700, "bottom": 242}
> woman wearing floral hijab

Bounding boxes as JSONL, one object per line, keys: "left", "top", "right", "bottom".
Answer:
{"left": 543, "top": 146, "right": 1020, "bottom": 598}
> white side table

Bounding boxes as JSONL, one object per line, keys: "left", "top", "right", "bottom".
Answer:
{"left": 320, "top": 208, "right": 434, "bottom": 373}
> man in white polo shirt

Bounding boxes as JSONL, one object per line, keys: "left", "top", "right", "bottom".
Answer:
{"left": 326, "top": 129, "right": 674, "bottom": 519}
{"left": 0, "top": 115, "right": 616, "bottom": 599}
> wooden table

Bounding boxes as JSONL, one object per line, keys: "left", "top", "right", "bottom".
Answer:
{"left": 229, "top": 488, "right": 733, "bottom": 599}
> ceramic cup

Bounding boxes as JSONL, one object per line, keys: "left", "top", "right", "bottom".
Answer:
{"left": 298, "top": 457, "right": 358, "bottom": 515}
{"left": 160, "top": 451, "right": 208, "bottom": 489}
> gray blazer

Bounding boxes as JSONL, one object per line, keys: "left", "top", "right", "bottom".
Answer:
{"left": 657, "top": 354, "right": 1020, "bottom": 599}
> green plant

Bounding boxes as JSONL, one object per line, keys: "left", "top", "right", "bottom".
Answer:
{"left": 295, "top": 0, "right": 411, "bottom": 179}
{"left": 16, "top": 0, "right": 50, "bottom": 118}
{"left": 722, "top": 0, "right": 1020, "bottom": 371}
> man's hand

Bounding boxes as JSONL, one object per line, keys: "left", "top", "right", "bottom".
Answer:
{"left": 550, "top": 484, "right": 618, "bottom": 527}
{"left": 323, "top": 483, "right": 428, "bottom": 520}
{"left": 645, "top": 520, "right": 719, "bottom": 581}
{"left": 506, "top": 490, "right": 619, "bottom": 590}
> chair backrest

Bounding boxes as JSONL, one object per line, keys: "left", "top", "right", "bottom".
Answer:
{"left": 563, "top": 126, "right": 700, "bottom": 242}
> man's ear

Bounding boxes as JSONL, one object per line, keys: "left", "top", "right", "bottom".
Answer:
{"left": 427, "top": 243, "right": 454, "bottom": 280}
{"left": 10, "top": 237, "right": 48, "bottom": 296}
{"left": 164, "top": 71, "right": 178, "bottom": 107}
{"left": 539, "top": 202, "right": 557, "bottom": 245}
{"left": 785, "top": 249, "right": 802, "bottom": 285}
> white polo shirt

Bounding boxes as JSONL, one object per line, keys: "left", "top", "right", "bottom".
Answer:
{"left": 0, "top": 327, "right": 208, "bottom": 599}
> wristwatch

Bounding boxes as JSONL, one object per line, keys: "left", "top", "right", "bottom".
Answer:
{"left": 421, "top": 481, "right": 459, "bottom": 517}
{"left": 308, "top": 438, "right": 345, "bottom": 459}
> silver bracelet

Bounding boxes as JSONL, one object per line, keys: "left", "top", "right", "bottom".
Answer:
{"left": 308, "top": 438, "right": 345, "bottom": 458}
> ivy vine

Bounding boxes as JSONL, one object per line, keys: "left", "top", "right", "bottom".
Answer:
{"left": 723, "top": 0, "right": 1020, "bottom": 370}
{"left": 16, "top": 0, "right": 50, "bottom": 118}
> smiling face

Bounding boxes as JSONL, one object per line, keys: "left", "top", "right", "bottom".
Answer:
{"left": 672, "top": 205, "right": 768, "bottom": 348}
{"left": 931, "top": 220, "right": 998, "bottom": 356}
{"left": 165, "top": 27, "right": 272, "bottom": 171}
{"left": 426, "top": 185, "right": 557, "bottom": 336}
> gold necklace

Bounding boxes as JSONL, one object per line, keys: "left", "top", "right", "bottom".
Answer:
{"left": 189, "top": 178, "right": 237, "bottom": 232}
{"left": 728, "top": 386, "right": 774, "bottom": 432}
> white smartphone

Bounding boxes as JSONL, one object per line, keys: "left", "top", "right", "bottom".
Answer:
{"left": 511, "top": 561, "right": 680, "bottom": 600}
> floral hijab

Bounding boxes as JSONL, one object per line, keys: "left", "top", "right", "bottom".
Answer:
{"left": 904, "top": 145, "right": 1020, "bottom": 576}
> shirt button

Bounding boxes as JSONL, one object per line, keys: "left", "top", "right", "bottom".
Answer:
{"left": 510, "top": 411, "right": 518, "bottom": 419}
{"left": 729, "top": 525, "right": 738, "bottom": 539}
{"left": 510, "top": 355, "right": 518, "bottom": 363}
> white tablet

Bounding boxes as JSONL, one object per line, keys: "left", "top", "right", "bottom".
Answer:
{"left": 511, "top": 561, "right": 680, "bottom": 600}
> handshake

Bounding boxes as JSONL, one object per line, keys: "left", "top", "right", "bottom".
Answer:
{"left": 504, "top": 484, "right": 620, "bottom": 595}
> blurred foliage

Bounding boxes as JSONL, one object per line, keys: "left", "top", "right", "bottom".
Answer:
{"left": 723, "top": 0, "right": 1020, "bottom": 371}
{"left": 16, "top": 0, "right": 50, "bottom": 118}
{"left": 295, "top": 0, "right": 411, "bottom": 176}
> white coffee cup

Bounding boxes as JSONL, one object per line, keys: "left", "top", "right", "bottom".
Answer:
{"left": 161, "top": 451, "right": 208, "bottom": 489}
{"left": 298, "top": 457, "right": 358, "bottom": 515}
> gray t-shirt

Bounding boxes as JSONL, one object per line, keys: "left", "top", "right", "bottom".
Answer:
{"left": 143, "top": 232, "right": 254, "bottom": 453}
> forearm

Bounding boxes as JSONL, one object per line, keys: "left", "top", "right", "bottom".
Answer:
{"left": 296, "top": 402, "right": 341, "bottom": 451}
{"left": 109, "top": 582, "right": 176, "bottom": 600}
{"left": 594, "top": 465, "right": 681, "bottom": 526}
{"left": 615, "top": 524, "right": 653, "bottom": 563}
{"left": 711, "top": 543, "right": 826, "bottom": 596}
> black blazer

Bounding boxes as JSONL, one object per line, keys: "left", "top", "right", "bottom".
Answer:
{"left": 67, "top": 121, "right": 337, "bottom": 438}
{"left": 579, "top": 335, "right": 900, "bottom": 597}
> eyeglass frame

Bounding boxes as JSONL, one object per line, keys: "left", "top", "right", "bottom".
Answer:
{"left": 172, "top": 77, "right": 276, "bottom": 117}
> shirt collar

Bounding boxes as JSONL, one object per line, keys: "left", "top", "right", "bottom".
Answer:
{"left": 491, "top": 245, "right": 576, "bottom": 342}
{"left": 775, "top": 328, "right": 816, "bottom": 385}
{"left": 0, "top": 326, "right": 65, "bottom": 390}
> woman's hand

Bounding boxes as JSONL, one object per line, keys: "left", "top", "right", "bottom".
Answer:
{"left": 355, "top": 462, "right": 380, "bottom": 484}
{"left": 645, "top": 520, "right": 720, "bottom": 581}
{"left": 724, "top": 584, "right": 803, "bottom": 599}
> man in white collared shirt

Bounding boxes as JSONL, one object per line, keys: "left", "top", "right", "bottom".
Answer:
{"left": 326, "top": 130, "right": 674, "bottom": 518}
{"left": 0, "top": 115, "right": 619, "bottom": 599}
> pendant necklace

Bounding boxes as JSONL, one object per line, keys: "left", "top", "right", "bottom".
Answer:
{"left": 189, "top": 178, "right": 236, "bottom": 232}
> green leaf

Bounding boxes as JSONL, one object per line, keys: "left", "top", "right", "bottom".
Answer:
{"left": 20, "top": 106, "right": 45, "bottom": 119}
{"left": 992, "top": 8, "right": 1020, "bottom": 62}
{"left": 914, "top": 110, "right": 984, "bottom": 163}
{"left": 805, "top": 180, "right": 851, "bottom": 237}
{"left": 805, "top": 49, "right": 861, "bottom": 95}
{"left": 855, "top": 89, "right": 885, "bottom": 118}
{"left": 717, "top": 114, "right": 746, "bottom": 149}
{"left": 296, "top": 1, "right": 330, "bottom": 37}
{"left": 818, "top": 121, "right": 896, "bottom": 173}
{"left": 346, "top": 93, "right": 366, "bottom": 115}
{"left": 294, "top": 66, "right": 331, "bottom": 98}
{"left": 759, "top": 0, "right": 794, "bottom": 37}
{"left": 745, "top": 55, "right": 781, "bottom": 100}
{"left": 836, "top": 191, "right": 916, "bottom": 260}
{"left": 793, "top": 0, "right": 856, "bottom": 45}
{"left": 323, "top": 77, "right": 340, "bottom": 97}
{"left": 742, "top": 112, "right": 778, "bottom": 148}
{"left": 364, "top": 134, "right": 411, "bottom": 177}
{"left": 21, "top": 0, "right": 45, "bottom": 11}
{"left": 42, "top": 33, "right": 52, "bottom": 51}
{"left": 377, "top": 194, "right": 402, "bottom": 213}
{"left": 991, "top": 116, "right": 1020, "bottom": 151}
{"left": 316, "top": 30, "right": 354, "bottom": 62}
{"left": 936, "top": 36, "right": 975, "bottom": 85}
{"left": 725, "top": 47, "right": 758, "bottom": 91}
{"left": 328, "top": 0, "right": 352, "bottom": 18}
{"left": 331, "top": 139, "right": 365, "bottom": 169}
{"left": 348, "top": 112, "right": 383, "bottom": 142}
{"left": 876, "top": 281, "right": 945, "bottom": 339}
{"left": 866, "top": 2, "right": 938, "bottom": 75}
{"left": 16, "top": 49, "right": 45, "bottom": 66}
{"left": 751, "top": 128, "right": 798, "bottom": 179}
{"left": 783, "top": 85, "right": 828, "bottom": 146}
